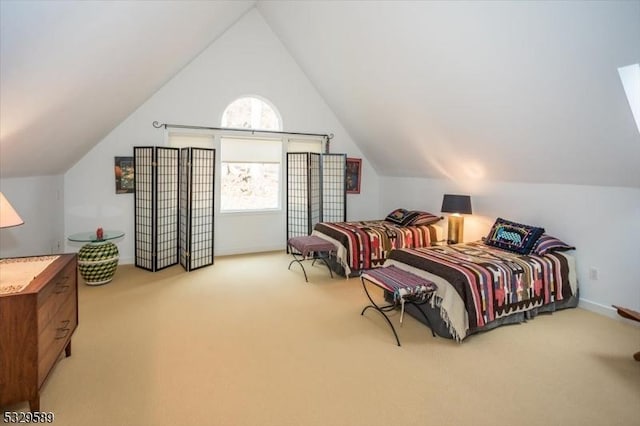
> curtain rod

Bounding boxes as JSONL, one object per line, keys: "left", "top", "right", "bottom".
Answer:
{"left": 153, "top": 121, "right": 334, "bottom": 140}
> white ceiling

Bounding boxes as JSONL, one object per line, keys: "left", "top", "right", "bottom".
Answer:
{"left": 1, "top": 0, "right": 639, "bottom": 187}
{"left": 0, "top": 0, "right": 255, "bottom": 177}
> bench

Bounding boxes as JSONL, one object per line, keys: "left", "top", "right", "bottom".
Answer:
{"left": 360, "top": 265, "right": 437, "bottom": 346}
{"left": 287, "top": 235, "right": 336, "bottom": 282}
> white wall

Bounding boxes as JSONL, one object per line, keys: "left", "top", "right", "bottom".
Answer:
{"left": 380, "top": 177, "right": 640, "bottom": 315}
{"left": 0, "top": 175, "right": 65, "bottom": 257}
{"left": 63, "top": 9, "right": 379, "bottom": 263}
{"left": 2, "top": 7, "right": 635, "bottom": 324}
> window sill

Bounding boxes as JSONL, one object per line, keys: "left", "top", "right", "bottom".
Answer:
{"left": 219, "top": 208, "right": 282, "bottom": 216}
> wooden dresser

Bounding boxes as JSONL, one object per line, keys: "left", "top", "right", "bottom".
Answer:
{"left": 0, "top": 254, "right": 78, "bottom": 411}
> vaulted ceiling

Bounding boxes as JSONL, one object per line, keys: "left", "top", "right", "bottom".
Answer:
{"left": 0, "top": 0, "right": 256, "bottom": 177}
{"left": 2, "top": 1, "right": 639, "bottom": 187}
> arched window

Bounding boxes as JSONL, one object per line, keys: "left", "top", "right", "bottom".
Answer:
{"left": 221, "top": 96, "right": 282, "bottom": 131}
{"left": 220, "top": 96, "right": 282, "bottom": 212}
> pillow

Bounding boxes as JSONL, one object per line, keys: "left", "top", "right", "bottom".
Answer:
{"left": 531, "top": 234, "right": 575, "bottom": 256}
{"left": 484, "top": 217, "right": 545, "bottom": 255}
{"left": 385, "top": 208, "right": 411, "bottom": 225}
{"left": 385, "top": 209, "right": 443, "bottom": 226}
{"left": 404, "top": 210, "right": 443, "bottom": 226}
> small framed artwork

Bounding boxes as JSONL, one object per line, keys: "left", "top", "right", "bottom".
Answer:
{"left": 346, "top": 157, "right": 362, "bottom": 194}
{"left": 114, "top": 156, "right": 134, "bottom": 194}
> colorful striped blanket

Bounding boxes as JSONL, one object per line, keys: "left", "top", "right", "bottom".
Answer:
{"left": 312, "top": 220, "right": 439, "bottom": 275}
{"left": 361, "top": 265, "right": 437, "bottom": 302}
{"left": 386, "top": 242, "right": 577, "bottom": 340}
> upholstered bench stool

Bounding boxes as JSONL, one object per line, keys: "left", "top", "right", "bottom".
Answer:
{"left": 360, "top": 265, "right": 437, "bottom": 346}
{"left": 287, "top": 235, "right": 336, "bottom": 282}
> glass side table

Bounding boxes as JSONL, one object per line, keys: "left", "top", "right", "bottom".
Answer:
{"left": 68, "top": 230, "right": 124, "bottom": 285}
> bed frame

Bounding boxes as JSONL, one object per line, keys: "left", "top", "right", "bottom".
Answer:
{"left": 386, "top": 290, "right": 580, "bottom": 340}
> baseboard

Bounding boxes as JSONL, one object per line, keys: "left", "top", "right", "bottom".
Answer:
{"left": 215, "top": 244, "right": 285, "bottom": 257}
{"left": 579, "top": 298, "right": 640, "bottom": 326}
{"left": 118, "top": 245, "right": 285, "bottom": 265}
{"left": 579, "top": 298, "right": 616, "bottom": 318}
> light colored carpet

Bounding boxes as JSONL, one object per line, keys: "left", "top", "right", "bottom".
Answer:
{"left": 4, "top": 251, "right": 639, "bottom": 425}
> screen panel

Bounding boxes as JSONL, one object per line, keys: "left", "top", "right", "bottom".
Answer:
{"left": 187, "top": 148, "right": 215, "bottom": 271}
{"left": 322, "top": 154, "right": 346, "bottom": 223}
{"left": 309, "top": 153, "right": 322, "bottom": 231}
{"left": 286, "top": 152, "right": 310, "bottom": 245}
{"left": 134, "top": 147, "right": 155, "bottom": 271}
{"left": 155, "top": 148, "right": 180, "bottom": 270}
{"left": 179, "top": 147, "right": 190, "bottom": 270}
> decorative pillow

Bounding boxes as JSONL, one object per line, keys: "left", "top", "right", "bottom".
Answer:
{"left": 385, "top": 208, "right": 410, "bottom": 225}
{"left": 404, "top": 210, "right": 443, "bottom": 226}
{"left": 531, "top": 234, "right": 575, "bottom": 256}
{"left": 484, "top": 217, "right": 545, "bottom": 255}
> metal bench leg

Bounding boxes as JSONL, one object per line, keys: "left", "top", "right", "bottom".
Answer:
{"left": 360, "top": 277, "right": 402, "bottom": 346}
{"left": 407, "top": 300, "right": 437, "bottom": 337}
{"left": 288, "top": 258, "right": 309, "bottom": 282}
{"left": 312, "top": 253, "right": 334, "bottom": 278}
{"left": 287, "top": 244, "right": 309, "bottom": 282}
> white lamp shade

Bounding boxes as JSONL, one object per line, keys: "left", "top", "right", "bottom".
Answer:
{"left": 0, "top": 192, "right": 24, "bottom": 228}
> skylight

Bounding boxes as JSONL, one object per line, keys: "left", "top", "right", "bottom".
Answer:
{"left": 618, "top": 63, "right": 640, "bottom": 135}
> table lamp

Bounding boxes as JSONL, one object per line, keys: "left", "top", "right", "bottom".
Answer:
{"left": 0, "top": 192, "right": 24, "bottom": 228}
{"left": 441, "top": 194, "right": 472, "bottom": 244}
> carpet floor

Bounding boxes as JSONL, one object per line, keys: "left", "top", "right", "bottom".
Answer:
{"left": 3, "top": 251, "right": 639, "bottom": 426}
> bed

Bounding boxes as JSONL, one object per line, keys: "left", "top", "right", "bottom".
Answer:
{"left": 311, "top": 209, "right": 444, "bottom": 277}
{"left": 383, "top": 220, "right": 579, "bottom": 341}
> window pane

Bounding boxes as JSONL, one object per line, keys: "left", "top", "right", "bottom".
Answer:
{"left": 220, "top": 162, "right": 280, "bottom": 211}
{"left": 222, "top": 97, "right": 281, "bottom": 131}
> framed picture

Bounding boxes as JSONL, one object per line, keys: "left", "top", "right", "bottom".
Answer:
{"left": 346, "top": 157, "right": 362, "bottom": 194}
{"left": 114, "top": 156, "right": 134, "bottom": 194}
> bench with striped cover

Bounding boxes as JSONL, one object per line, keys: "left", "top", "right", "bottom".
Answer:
{"left": 360, "top": 265, "right": 437, "bottom": 346}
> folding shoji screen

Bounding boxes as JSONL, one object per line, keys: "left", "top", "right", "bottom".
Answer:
{"left": 134, "top": 146, "right": 215, "bottom": 272}
{"left": 134, "top": 147, "right": 180, "bottom": 271}
{"left": 179, "top": 148, "right": 215, "bottom": 271}
{"left": 286, "top": 153, "right": 346, "bottom": 244}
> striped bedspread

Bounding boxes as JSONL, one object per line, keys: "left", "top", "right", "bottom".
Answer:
{"left": 312, "top": 220, "right": 439, "bottom": 275}
{"left": 386, "top": 242, "right": 578, "bottom": 340}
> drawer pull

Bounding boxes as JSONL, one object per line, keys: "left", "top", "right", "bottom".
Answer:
{"left": 54, "top": 284, "right": 70, "bottom": 294}
{"left": 55, "top": 320, "right": 71, "bottom": 339}
{"left": 53, "top": 276, "right": 70, "bottom": 293}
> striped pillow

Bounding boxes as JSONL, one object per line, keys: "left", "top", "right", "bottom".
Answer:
{"left": 404, "top": 210, "right": 442, "bottom": 226}
{"left": 531, "top": 234, "right": 575, "bottom": 256}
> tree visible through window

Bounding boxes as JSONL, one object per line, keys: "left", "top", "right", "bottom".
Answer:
{"left": 220, "top": 97, "right": 282, "bottom": 211}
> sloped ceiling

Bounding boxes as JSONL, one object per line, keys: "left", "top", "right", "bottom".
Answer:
{"left": 0, "top": 0, "right": 255, "bottom": 177}
{"left": 258, "top": 1, "right": 640, "bottom": 187}
{"left": 1, "top": 1, "right": 639, "bottom": 188}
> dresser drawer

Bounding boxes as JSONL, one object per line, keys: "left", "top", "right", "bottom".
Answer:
{"left": 37, "top": 294, "right": 77, "bottom": 385}
{"left": 37, "top": 261, "right": 76, "bottom": 332}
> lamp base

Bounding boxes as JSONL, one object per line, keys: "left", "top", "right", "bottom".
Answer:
{"left": 447, "top": 216, "right": 464, "bottom": 245}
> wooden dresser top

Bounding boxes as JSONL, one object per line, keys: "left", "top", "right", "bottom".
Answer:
{"left": 0, "top": 254, "right": 76, "bottom": 296}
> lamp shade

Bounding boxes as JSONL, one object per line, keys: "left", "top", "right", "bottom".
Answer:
{"left": 0, "top": 192, "right": 24, "bottom": 228}
{"left": 441, "top": 194, "right": 472, "bottom": 215}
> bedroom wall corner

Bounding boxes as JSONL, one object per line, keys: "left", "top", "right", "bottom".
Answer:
{"left": 0, "top": 175, "right": 65, "bottom": 258}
